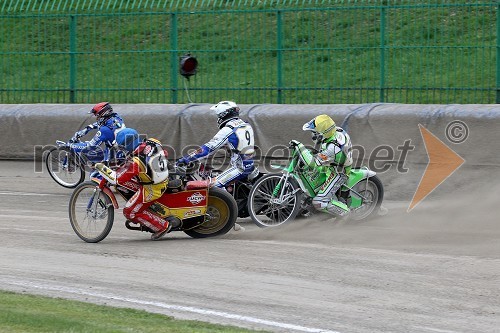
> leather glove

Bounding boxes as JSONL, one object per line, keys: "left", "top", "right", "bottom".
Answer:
{"left": 176, "top": 157, "right": 190, "bottom": 166}
{"left": 75, "top": 129, "right": 87, "bottom": 138}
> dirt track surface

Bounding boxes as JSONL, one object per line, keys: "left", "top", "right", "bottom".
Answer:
{"left": 0, "top": 161, "right": 499, "bottom": 333}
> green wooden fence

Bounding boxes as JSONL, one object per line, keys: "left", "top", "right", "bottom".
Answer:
{"left": 1, "top": 0, "right": 498, "bottom": 104}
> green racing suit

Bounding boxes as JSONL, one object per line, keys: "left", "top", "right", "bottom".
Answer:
{"left": 298, "top": 127, "right": 353, "bottom": 217}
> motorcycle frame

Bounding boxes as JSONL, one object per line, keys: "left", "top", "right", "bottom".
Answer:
{"left": 272, "top": 144, "right": 377, "bottom": 209}
{"left": 95, "top": 176, "right": 216, "bottom": 230}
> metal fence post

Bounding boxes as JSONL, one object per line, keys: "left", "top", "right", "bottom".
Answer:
{"left": 2, "top": 3, "right": 498, "bottom": 104}
{"left": 277, "top": 10, "right": 283, "bottom": 104}
{"left": 497, "top": 3, "right": 500, "bottom": 104}
{"left": 380, "top": 6, "right": 386, "bottom": 103}
{"left": 69, "top": 15, "right": 76, "bottom": 103}
{"left": 170, "top": 13, "right": 178, "bottom": 104}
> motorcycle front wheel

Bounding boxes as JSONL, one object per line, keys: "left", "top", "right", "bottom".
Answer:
{"left": 68, "top": 182, "right": 114, "bottom": 243}
{"left": 46, "top": 147, "right": 85, "bottom": 188}
{"left": 247, "top": 174, "right": 302, "bottom": 228}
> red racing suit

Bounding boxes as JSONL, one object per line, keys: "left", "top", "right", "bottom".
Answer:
{"left": 97, "top": 149, "right": 170, "bottom": 232}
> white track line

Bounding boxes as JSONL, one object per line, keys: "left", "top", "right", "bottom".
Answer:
{"left": 0, "top": 191, "right": 67, "bottom": 197}
{"left": 0, "top": 214, "right": 67, "bottom": 221}
{"left": 4, "top": 280, "right": 341, "bottom": 333}
{"left": 412, "top": 326, "right": 459, "bottom": 333}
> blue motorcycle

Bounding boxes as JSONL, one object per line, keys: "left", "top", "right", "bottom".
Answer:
{"left": 45, "top": 137, "right": 129, "bottom": 188}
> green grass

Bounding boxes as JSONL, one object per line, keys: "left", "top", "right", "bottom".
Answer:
{"left": 0, "top": 290, "right": 267, "bottom": 333}
{"left": 0, "top": 2, "right": 497, "bottom": 104}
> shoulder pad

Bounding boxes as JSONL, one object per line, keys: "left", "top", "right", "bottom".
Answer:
{"left": 216, "top": 125, "right": 233, "bottom": 134}
{"left": 98, "top": 125, "right": 114, "bottom": 136}
{"left": 226, "top": 118, "right": 245, "bottom": 129}
{"left": 133, "top": 156, "right": 147, "bottom": 172}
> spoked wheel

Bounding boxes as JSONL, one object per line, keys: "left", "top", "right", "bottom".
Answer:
{"left": 184, "top": 187, "right": 237, "bottom": 238}
{"left": 68, "top": 182, "right": 114, "bottom": 243}
{"left": 349, "top": 176, "right": 384, "bottom": 221}
{"left": 46, "top": 147, "right": 85, "bottom": 188}
{"left": 248, "top": 174, "right": 302, "bottom": 228}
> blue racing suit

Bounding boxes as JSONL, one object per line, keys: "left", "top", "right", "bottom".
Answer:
{"left": 70, "top": 114, "right": 140, "bottom": 163}
{"left": 178, "top": 118, "right": 256, "bottom": 187}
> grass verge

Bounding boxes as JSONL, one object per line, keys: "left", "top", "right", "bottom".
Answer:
{"left": 0, "top": 290, "right": 268, "bottom": 333}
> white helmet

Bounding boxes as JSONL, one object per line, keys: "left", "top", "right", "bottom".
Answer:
{"left": 210, "top": 101, "right": 240, "bottom": 128}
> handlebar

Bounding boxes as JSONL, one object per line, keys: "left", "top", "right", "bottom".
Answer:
{"left": 58, "top": 137, "right": 81, "bottom": 145}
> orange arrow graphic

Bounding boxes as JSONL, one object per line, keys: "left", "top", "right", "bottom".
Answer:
{"left": 408, "top": 124, "right": 465, "bottom": 212}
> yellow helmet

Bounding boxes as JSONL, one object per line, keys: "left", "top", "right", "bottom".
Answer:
{"left": 302, "top": 114, "right": 337, "bottom": 142}
{"left": 146, "top": 137, "right": 162, "bottom": 146}
{"left": 134, "top": 137, "right": 163, "bottom": 157}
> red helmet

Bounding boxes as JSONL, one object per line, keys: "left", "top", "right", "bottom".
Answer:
{"left": 134, "top": 138, "right": 166, "bottom": 157}
{"left": 90, "top": 102, "right": 114, "bottom": 125}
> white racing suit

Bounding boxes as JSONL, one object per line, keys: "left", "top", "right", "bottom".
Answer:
{"left": 179, "top": 118, "right": 256, "bottom": 187}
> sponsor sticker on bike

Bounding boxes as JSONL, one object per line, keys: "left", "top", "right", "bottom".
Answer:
{"left": 184, "top": 209, "right": 202, "bottom": 217}
{"left": 319, "top": 173, "right": 335, "bottom": 192}
{"left": 187, "top": 192, "right": 205, "bottom": 205}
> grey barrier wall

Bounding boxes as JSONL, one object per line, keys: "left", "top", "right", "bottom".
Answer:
{"left": 1, "top": 103, "right": 499, "bottom": 201}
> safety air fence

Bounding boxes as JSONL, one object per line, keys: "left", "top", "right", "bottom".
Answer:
{"left": 1, "top": 0, "right": 499, "bottom": 105}
{"left": 1, "top": 103, "right": 499, "bottom": 201}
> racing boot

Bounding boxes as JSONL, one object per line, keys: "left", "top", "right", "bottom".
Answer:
{"left": 151, "top": 216, "right": 181, "bottom": 240}
{"left": 325, "top": 199, "right": 350, "bottom": 218}
{"left": 313, "top": 196, "right": 350, "bottom": 218}
{"left": 150, "top": 225, "right": 170, "bottom": 240}
{"left": 233, "top": 223, "right": 245, "bottom": 232}
{"left": 131, "top": 209, "right": 178, "bottom": 241}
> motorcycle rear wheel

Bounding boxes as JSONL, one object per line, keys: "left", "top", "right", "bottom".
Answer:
{"left": 184, "top": 187, "right": 237, "bottom": 238}
{"left": 46, "top": 147, "right": 85, "bottom": 188}
{"left": 247, "top": 174, "right": 302, "bottom": 228}
{"left": 68, "top": 182, "right": 114, "bottom": 243}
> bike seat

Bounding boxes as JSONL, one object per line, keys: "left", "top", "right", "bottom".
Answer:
{"left": 186, "top": 180, "right": 209, "bottom": 190}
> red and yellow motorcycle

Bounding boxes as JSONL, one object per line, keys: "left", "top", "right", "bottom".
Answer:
{"left": 68, "top": 167, "right": 238, "bottom": 243}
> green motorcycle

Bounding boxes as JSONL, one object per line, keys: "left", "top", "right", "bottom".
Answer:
{"left": 247, "top": 141, "right": 384, "bottom": 227}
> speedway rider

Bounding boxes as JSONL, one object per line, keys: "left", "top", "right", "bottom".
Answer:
{"left": 294, "top": 114, "right": 353, "bottom": 217}
{"left": 176, "top": 101, "right": 258, "bottom": 187}
{"left": 94, "top": 138, "right": 180, "bottom": 240}
{"left": 70, "top": 102, "right": 140, "bottom": 164}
